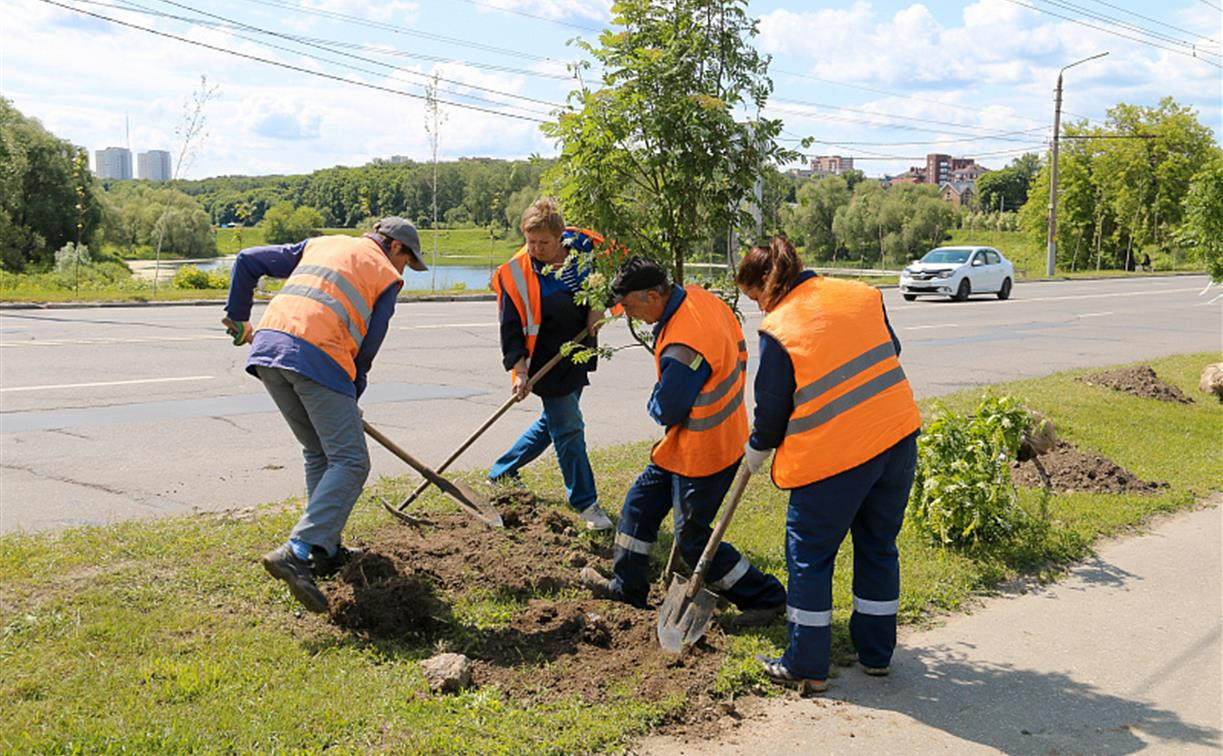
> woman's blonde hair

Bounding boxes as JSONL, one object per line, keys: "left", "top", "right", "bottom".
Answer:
{"left": 520, "top": 197, "right": 565, "bottom": 236}
{"left": 735, "top": 235, "right": 803, "bottom": 310}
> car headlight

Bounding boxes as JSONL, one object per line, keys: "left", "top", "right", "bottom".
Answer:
{"left": 937, "top": 270, "right": 953, "bottom": 278}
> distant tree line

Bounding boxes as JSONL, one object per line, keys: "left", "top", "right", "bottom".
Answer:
{"left": 172, "top": 158, "right": 555, "bottom": 232}
{"left": 1019, "top": 97, "right": 1221, "bottom": 272}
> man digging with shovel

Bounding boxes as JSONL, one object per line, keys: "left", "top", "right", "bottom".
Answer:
{"left": 580, "top": 258, "right": 786, "bottom": 626}
{"left": 223, "top": 217, "right": 426, "bottom": 613}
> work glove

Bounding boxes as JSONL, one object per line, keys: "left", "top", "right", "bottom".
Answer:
{"left": 743, "top": 443, "right": 771, "bottom": 475}
{"left": 222, "top": 317, "right": 252, "bottom": 346}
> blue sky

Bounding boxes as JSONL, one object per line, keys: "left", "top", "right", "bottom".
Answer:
{"left": 3, "top": 0, "right": 1220, "bottom": 179}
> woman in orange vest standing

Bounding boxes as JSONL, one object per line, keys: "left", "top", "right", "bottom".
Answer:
{"left": 736, "top": 236, "right": 921, "bottom": 694}
{"left": 489, "top": 199, "right": 612, "bottom": 530}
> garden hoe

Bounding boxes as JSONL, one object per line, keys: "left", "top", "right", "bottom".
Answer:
{"left": 391, "top": 326, "right": 591, "bottom": 517}
{"left": 362, "top": 420, "right": 504, "bottom": 528}
{"left": 657, "top": 464, "right": 753, "bottom": 653}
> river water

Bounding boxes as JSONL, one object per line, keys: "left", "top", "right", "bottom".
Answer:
{"left": 139, "top": 256, "right": 497, "bottom": 291}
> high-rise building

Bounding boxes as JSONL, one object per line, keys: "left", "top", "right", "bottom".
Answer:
{"left": 95, "top": 147, "right": 132, "bottom": 180}
{"left": 137, "top": 150, "right": 173, "bottom": 181}
{"left": 810, "top": 155, "right": 855, "bottom": 176}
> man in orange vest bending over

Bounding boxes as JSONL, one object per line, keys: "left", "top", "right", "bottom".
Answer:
{"left": 580, "top": 257, "right": 786, "bottom": 624}
{"left": 224, "top": 217, "right": 425, "bottom": 614}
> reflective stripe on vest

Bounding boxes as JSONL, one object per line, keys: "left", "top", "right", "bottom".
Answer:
{"left": 761, "top": 276, "right": 921, "bottom": 489}
{"left": 650, "top": 286, "right": 749, "bottom": 478}
{"left": 492, "top": 249, "right": 542, "bottom": 361}
{"left": 255, "top": 235, "right": 402, "bottom": 381}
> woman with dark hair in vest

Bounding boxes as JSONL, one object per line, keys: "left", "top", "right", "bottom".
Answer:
{"left": 736, "top": 236, "right": 921, "bottom": 695}
{"left": 489, "top": 198, "right": 613, "bottom": 530}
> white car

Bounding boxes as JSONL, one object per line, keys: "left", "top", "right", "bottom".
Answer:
{"left": 899, "top": 246, "right": 1014, "bottom": 301}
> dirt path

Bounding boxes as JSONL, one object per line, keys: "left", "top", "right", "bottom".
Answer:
{"left": 637, "top": 496, "right": 1222, "bottom": 755}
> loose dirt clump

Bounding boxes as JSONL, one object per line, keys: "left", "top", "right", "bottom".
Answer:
{"left": 321, "top": 492, "right": 729, "bottom": 721}
{"left": 1012, "top": 442, "right": 1168, "bottom": 494}
{"left": 1079, "top": 365, "right": 1194, "bottom": 403}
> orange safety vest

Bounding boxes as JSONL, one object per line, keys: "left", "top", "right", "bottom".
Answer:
{"left": 760, "top": 276, "right": 921, "bottom": 489}
{"left": 650, "top": 285, "right": 749, "bottom": 478}
{"left": 491, "top": 227, "right": 605, "bottom": 363}
{"left": 256, "top": 235, "right": 403, "bottom": 381}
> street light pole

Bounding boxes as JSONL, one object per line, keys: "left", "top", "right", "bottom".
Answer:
{"left": 1046, "top": 52, "right": 1108, "bottom": 277}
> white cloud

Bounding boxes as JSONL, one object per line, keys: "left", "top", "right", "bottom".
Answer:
{"left": 474, "top": 0, "right": 610, "bottom": 25}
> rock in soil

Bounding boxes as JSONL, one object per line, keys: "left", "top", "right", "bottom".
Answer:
{"left": 1012, "top": 442, "right": 1168, "bottom": 494}
{"left": 1199, "top": 363, "right": 1223, "bottom": 402}
{"left": 421, "top": 652, "right": 473, "bottom": 693}
{"left": 318, "top": 499, "right": 727, "bottom": 728}
{"left": 1079, "top": 365, "right": 1193, "bottom": 404}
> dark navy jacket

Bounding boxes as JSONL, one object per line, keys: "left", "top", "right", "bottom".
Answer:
{"left": 749, "top": 272, "right": 902, "bottom": 451}
{"left": 498, "top": 236, "right": 596, "bottom": 398}
{"left": 225, "top": 234, "right": 398, "bottom": 398}
{"left": 647, "top": 286, "right": 714, "bottom": 427}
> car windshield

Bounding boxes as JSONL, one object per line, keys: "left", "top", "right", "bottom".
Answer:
{"left": 920, "top": 249, "right": 971, "bottom": 264}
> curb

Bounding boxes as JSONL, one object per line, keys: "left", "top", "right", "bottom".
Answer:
{"left": 0, "top": 292, "right": 497, "bottom": 310}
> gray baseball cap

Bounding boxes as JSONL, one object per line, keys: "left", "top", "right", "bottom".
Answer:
{"left": 374, "top": 216, "right": 427, "bottom": 271}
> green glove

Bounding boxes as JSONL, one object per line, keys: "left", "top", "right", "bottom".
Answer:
{"left": 222, "top": 317, "right": 252, "bottom": 346}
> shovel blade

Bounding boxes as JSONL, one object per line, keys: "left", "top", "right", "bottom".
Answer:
{"left": 656, "top": 575, "right": 718, "bottom": 652}
{"left": 446, "top": 479, "right": 504, "bottom": 528}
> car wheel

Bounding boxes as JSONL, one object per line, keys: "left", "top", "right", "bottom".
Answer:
{"left": 952, "top": 278, "right": 971, "bottom": 301}
{"left": 903, "top": 293, "right": 917, "bottom": 301}
{"left": 996, "top": 277, "right": 1012, "bottom": 300}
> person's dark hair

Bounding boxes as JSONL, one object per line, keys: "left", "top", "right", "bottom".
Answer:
{"left": 735, "top": 235, "right": 803, "bottom": 309}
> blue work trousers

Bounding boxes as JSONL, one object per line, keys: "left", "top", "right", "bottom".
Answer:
{"left": 488, "top": 387, "right": 597, "bottom": 513}
{"left": 611, "top": 460, "right": 786, "bottom": 609}
{"left": 256, "top": 366, "right": 370, "bottom": 554}
{"left": 782, "top": 432, "right": 918, "bottom": 680}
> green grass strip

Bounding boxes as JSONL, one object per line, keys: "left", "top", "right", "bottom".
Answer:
{"left": 1, "top": 352, "right": 1218, "bottom": 752}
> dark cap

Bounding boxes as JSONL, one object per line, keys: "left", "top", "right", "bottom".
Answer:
{"left": 374, "top": 216, "right": 427, "bottom": 271}
{"left": 610, "top": 256, "right": 668, "bottom": 305}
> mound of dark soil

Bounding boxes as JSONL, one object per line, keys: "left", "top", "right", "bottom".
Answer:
{"left": 324, "top": 491, "right": 730, "bottom": 714}
{"left": 1080, "top": 365, "right": 1193, "bottom": 403}
{"left": 1012, "top": 442, "right": 1168, "bottom": 494}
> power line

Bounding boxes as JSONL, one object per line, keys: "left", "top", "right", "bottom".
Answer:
{"left": 235, "top": 0, "right": 562, "bottom": 63}
{"left": 1084, "top": 0, "right": 1222, "bottom": 42}
{"left": 766, "top": 99, "right": 1049, "bottom": 140}
{"left": 37, "top": 0, "right": 551, "bottom": 123}
{"left": 132, "top": 0, "right": 566, "bottom": 110}
{"left": 770, "top": 67, "right": 1051, "bottom": 128}
{"left": 449, "top": 0, "right": 603, "bottom": 33}
{"left": 779, "top": 126, "right": 1048, "bottom": 147}
{"left": 1001, "top": 0, "right": 1223, "bottom": 68}
{"left": 1196, "top": 0, "right": 1223, "bottom": 12}
{"left": 1036, "top": 0, "right": 1222, "bottom": 54}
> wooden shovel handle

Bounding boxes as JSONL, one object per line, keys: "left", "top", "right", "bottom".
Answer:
{"left": 685, "top": 464, "right": 753, "bottom": 599}
{"left": 397, "top": 325, "right": 592, "bottom": 510}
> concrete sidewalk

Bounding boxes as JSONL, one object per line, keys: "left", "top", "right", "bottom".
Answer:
{"left": 639, "top": 499, "right": 1222, "bottom": 755}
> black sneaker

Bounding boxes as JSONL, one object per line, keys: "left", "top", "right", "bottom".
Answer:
{"left": 310, "top": 544, "right": 360, "bottom": 579}
{"left": 262, "top": 544, "right": 329, "bottom": 613}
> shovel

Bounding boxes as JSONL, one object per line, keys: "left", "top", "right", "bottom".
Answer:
{"left": 362, "top": 420, "right": 504, "bottom": 528}
{"left": 393, "top": 326, "right": 591, "bottom": 514}
{"left": 657, "top": 464, "right": 752, "bottom": 652}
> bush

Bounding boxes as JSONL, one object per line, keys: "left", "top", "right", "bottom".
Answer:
{"left": 261, "top": 202, "right": 326, "bottom": 244}
{"left": 172, "top": 265, "right": 229, "bottom": 290}
{"left": 54, "top": 242, "right": 90, "bottom": 273}
{"left": 907, "top": 395, "right": 1032, "bottom": 548}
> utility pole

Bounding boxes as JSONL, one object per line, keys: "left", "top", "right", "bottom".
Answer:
{"left": 1046, "top": 52, "right": 1107, "bottom": 277}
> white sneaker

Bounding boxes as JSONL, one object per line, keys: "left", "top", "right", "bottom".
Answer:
{"left": 579, "top": 503, "right": 613, "bottom": 531}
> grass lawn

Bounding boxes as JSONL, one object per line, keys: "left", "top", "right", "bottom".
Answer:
{"left": 2, "top": 353, "right": 1219, "bottom": 752}
{"left": 215, "top": 227, "right": 524, "bottom": 266}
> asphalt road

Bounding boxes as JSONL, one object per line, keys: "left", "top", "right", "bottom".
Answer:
{"left": 1, "top": 274, "right": 1219, "bottom": 533}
